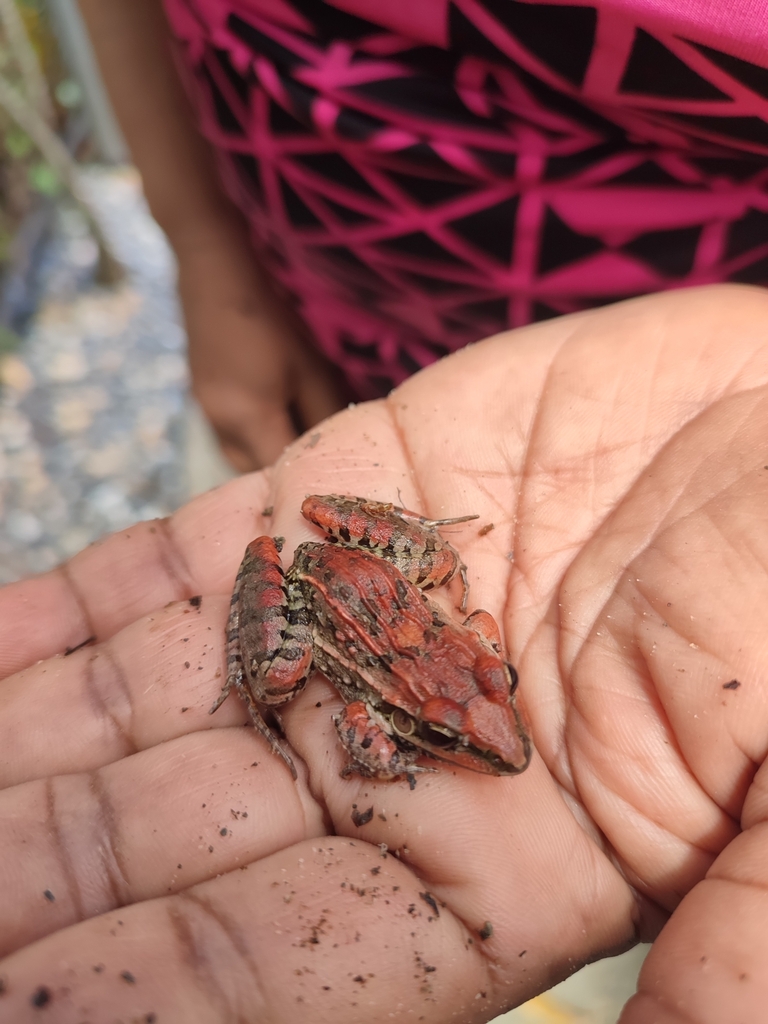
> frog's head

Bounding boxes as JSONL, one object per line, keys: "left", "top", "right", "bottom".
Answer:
{"left": 383, "top": 674, "right": 532, "bottom": 776}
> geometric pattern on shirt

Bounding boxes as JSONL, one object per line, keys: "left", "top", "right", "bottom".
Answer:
{"left": 165, "top": 0, "right": 768, "bottom": 398}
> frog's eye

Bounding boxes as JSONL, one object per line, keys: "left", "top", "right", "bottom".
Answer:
{"left": 390, "top": 708, "right": 416, "bottom": 737}
{"left": 419, "top": 723, "right": 456, "bottom": 748}
{"left": 505, "top": 662, "right": 519, "bottom": 695}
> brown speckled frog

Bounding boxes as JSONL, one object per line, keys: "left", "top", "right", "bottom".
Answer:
{"left": 210, "top": 495, "right": 531, "bottom": 782}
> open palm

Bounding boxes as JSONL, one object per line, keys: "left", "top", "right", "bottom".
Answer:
{"left": 2, "top": 285, "right": 767, "bottom": 1023}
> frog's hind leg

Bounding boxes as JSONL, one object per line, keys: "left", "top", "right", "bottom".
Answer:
{"left": 210, "top": 630, "right": 298, "bottom": 780}
{"left": 209, "top": 548, "right": 251, "bottom": 716}
{"left": 210, "top": 541, "right": 298, "bottom": 779}
{"left": 415, "top": 511, "right": 478, "bottom": 613}
{"left": 232, "top": 677, "right": 298, "bottom": 780}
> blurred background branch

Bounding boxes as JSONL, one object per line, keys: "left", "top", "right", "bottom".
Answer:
{"left": 0, "top": 0, "right": 53, "bottom": 121}
{"left": 0, "top": 69, "right": 121, "bottom": 281}
{"left": 45, "top": 0, "right": 127, "bottom": 164}
{"left": 0, "top": 0, "right": 122, "bottom": 299}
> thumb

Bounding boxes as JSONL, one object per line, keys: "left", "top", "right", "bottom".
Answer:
{"left": 620, "top": 817, "right": 768, "bottom": 1022}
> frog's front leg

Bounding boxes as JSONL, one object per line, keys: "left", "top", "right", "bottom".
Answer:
{"left": 463, "top": 609, "right": 518, "bottom": 687}
{"left": 209, "top": 536, "right": 313, "bottom": 779}
{"left": 335, "top": 701, "right": 435, "bottom": 781}
{"left": 463, "top": 608, "right": 503, "bottom": 651}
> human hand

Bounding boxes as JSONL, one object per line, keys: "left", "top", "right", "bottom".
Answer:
{"left": 177, "top": 230, "right": 348, "bottom": 473}
{"left": 2, "top": 285, "right": 768, "bottom": 1022}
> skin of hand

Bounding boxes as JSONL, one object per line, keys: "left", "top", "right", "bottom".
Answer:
{"left": 1, "top": 285, "right": 768, "bottom": 1022}
{"left": 79, "top": 0, "right": 347, "bottom": 471}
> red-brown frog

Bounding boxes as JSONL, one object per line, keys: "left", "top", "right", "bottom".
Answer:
{"left": 210, "top": 495, "right": 531, "bottom": 782}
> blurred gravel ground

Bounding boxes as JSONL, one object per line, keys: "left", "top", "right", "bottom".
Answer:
{"left": 0, "top": 166, "right": 188, "bottom": 583}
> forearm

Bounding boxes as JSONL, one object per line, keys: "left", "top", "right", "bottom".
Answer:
{"left": 78, "top": 0, "right": 248, "bottom": 253}
{"left": 78, "top": 0, "right": 344, "bottom": 470}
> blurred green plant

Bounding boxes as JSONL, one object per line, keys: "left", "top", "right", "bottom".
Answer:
{"left": 4, "top": 123, "right": 31, "bottom": 158}
{"left": 54, "top": 77, "right": 81, "bottom": 109}
{"left": 27, "top": 158, "right": 59, "bottom": 195}
{"left": 0, "top": 0, "right": 121, "bottom": 283}
{"left": 0, "top": 321, "right": 20, "bottom": 353}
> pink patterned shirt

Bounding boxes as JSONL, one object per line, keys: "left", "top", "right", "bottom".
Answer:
{"left": 164, "top": 0, "right": 768, "bottom": 397}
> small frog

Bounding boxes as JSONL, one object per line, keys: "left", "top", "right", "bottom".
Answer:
{"left": 210, "top": 495, "right": 530, "bottom": 781}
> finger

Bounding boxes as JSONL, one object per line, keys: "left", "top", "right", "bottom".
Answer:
{"left": 0, "top": 597, "right": 246, "bottom": 786}
{"left": 0, "top": 828, "right": 633, "bottom": 1024}
{"left": 0, "top": 474, "right": 272, "bottom": 679}
{"left": 546, "top": 385, "right": 768, "bottom": 913}
{"left": 620, "top": 816, "right": 768, "bottom": 1023}
{"left": 0, "top": 728, "right": 324, "bottom": 957}
{"left": 0, "top": 840, "right": 499, "bottom": 1024}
